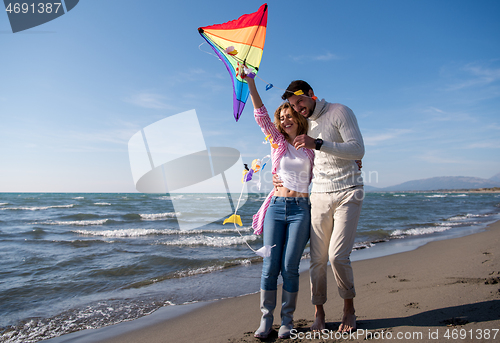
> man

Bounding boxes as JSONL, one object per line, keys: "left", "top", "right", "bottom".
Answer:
{"left": 276, "top": 80, "right": 364, "bottom": 333}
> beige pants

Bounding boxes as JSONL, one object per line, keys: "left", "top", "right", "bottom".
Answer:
{"left": 309, "top": 186, "right": 364, "bottom": 303}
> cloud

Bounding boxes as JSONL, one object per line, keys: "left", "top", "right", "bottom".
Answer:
{"left": 364, "top": 129, "right": 412, "bottom": 146}
{"left": 423, "top": 106, "right": 475, "bottom": 122}
{"left": 467, "top": 140, "right": 500, "bottom": 149}
{"left": 124, "top": 92, "right": 175, "bottom": 110}
{"left": 314, "top": 52, "right": 340, "bottom": 61}
{"left": 443, "top": 61, "right": 500, "bottom": 92}
{"left": 291, "top": 51, "right": 341, "bottom": 62}
{"left": 417, "top": 151, "right": 463, "bottom": 164}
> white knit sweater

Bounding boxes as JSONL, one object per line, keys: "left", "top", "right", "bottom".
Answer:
{"left": 307, "top": 99, "right": 365, "bottom": 192}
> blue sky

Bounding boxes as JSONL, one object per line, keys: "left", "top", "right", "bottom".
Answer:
{"left": 1, "top": 0, "right": 499, "bottom": 192}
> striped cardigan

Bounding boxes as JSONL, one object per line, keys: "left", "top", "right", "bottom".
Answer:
{"left": 251, "top": 105, "right": 315, "bottom": 235}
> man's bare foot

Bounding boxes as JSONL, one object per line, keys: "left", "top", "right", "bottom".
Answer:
{"left": 310, "top": 305, "right": 325, "bottom": 332}
{"left": 338, "top": 312, "right": 356, "bottom": 332}
{"left": 338, "top": 299, "right": 356, "bottom": 333}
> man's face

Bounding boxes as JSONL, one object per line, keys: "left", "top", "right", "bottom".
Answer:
{"left": 287, "top": 93, "right": 316, "bottom": 118}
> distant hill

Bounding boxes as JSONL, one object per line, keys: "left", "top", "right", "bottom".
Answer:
{"left": 376, "top": 176, "right": 500, "bottom": 192}
{"left": 490, "top": 172, "right": 500, "bottom": 183}
{"left": 364, "top": 185, "right": 382, "bottom": 192}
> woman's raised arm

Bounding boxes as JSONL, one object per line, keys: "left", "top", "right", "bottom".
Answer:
{"left": 243, "top": 72, "right": 263, "bottom": 109}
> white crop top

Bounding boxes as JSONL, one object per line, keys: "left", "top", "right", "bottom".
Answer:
{"left": 276, "top": 143, "right": 311, "bottom": 193}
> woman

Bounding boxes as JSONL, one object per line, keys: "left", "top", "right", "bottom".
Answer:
{"left": 244, "top": 73, "right": 314, "bottom": 339}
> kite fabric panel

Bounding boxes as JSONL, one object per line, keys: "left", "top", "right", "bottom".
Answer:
{"left": 198, "top": 4, "right": 268, "bottom": 121}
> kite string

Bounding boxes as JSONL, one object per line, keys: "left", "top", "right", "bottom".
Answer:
{"left": 198, "top": 44, "right": 305, "bottom": 98}
{"left": 198, "top": 42, "right": 221, "bottom": 60}
{"left": 255, "top": 74, "right": 313, "bottom": 99}
{"left": 232, "top": 182, "right": 258, "bottom": 253}
{"left": 255, "top": 74, "right": 286, "bottom": 92}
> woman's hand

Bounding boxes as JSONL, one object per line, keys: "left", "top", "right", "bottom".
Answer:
{"left": 242, "top": 69, "right": 262, "bottom": 109}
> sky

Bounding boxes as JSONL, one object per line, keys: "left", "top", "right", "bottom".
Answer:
{"left": 1, "top": 0, "right": 499, "bottom": 192}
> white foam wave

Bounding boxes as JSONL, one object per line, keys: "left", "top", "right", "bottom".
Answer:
{"left": 140, "top": 212, "right": 179, "bottom": 220}
{"left": 72, "top": 227, "right": 254, "bottom": 238}
{"left": 182, "top": 226, "right": 253, "bottom": 234}
{"left": 425, "top": 194, "right": 447, "bottom": 198}
{"left": 391, "top": 226, "right": 451, "bottom": 237}
{"left": 174, "top": 265, "right": 224, "bottom": 277}
{"left": 447, "top": 213, "right": 486, "bottom": 221}
{"left": 73, "top": 228, "right": 179, "bottom": 237}
{"left": 94, "top": 202, "right": 111, "bottom": 206}
{"left": 437, "top": 222, "right": 462, "bottom": 227}
{"left": 155, "top": 196, "right": 171, "bottom": 200}
{"left": 73, "top": 197, "right": 85, "bottom": 199}
{"left": 37, "top": 219, "right": 108, "bottom": 226}
{"left": 1, "top": 204, "right": 75, "bottom": 211}
{"left": 158, "top": 194, "right": 184, "bottom": 200}
{"left": 161, "top": 234, "right": 259, "bottom": 247}
{"left": 353, "top": 242, "right": 374, "bottom": 250}
{"left": 451, "top": 194, "right": 467, "bottom": 197}
{"left": 0, "top": 202, "right": 8, "bottom": 206}
{"left": 173, "top": 259, "right": 253, "bottom": 278}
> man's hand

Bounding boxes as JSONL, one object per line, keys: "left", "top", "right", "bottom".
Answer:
{"left": 272, "top": 174, "right": 283, "bottom": 190}
{"left": 355, "top": 160, "right": 362, "bottom": 170}
{"left": 293, "top": 134, "right": 315, "bottom": 150}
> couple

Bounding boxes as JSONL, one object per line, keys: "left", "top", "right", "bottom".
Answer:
{"left": 245, "top": 74, "right": 365, "bottom": 339}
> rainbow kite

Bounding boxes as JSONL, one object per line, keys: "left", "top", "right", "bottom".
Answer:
{"left": 198, "top": 4, "right": 268, "bottom": 121}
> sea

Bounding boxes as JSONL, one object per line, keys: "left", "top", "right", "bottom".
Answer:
{"left": 1, "top": 191, "right": 499, "bottom": 342}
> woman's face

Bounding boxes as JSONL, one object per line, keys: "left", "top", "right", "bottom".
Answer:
{"left": 280, "top": 108, "right": 298, "bottom": 137}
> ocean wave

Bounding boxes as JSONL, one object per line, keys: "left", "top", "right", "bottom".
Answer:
{"left": 139, "top": 212, "right": 179, "bottom": 220}
{"left": 391, "top": 226, "right": 452, "bottom": 237}
{"left": 174, "top": 265, "right": 224, "bottom": 277}
{"left": 0, "top": 299, "right": 166, "bottom": 343}
{"left": 23, "top": 227, "right": 47, "bottom": 235}
{"left": 0, "top": 202, "right": 8, "bottom": 206}
{"left": 447, "top": 213, "right": 487, "bottom": 221}
{"left": 154, "top": 196, "right": 171, "bottom": 200}
{"left": 94, "top": 202, "right": 111, "bottom": 206}
{"left": 425, "top": 194, "right": 447, "bottom": 198}
{"left": 1, "top": 204, "right": 74, "bottom": 211}
{"left": 73, "top": 228, "right": 179, "bottom": 237}
{"left": 182, "top": 227, "right": 254, "bottom": 234}
{"left": 125, "top": 258, "right": 260, "bottom": 289}
{"left": 437, "top": 221, "right": 464, "bottom": 227}
{"left": 160, "top": 234, "right": 259, "bottom": 247}
{"left": 59, "top": 213, "right": 102, "bottom": 221}
{"left": 352, "top": 242, "right": 375, "bottom": 250}
{"left": 154, "top": 195, "right": 184, "bottom": 201}
{"left": 72, "top": 227, "right": 254, "bottom": 238}
{"left": 72, "top": 197, "right": 85, "bottom": 200}
{"left": 35, "top": 219, "right": 109, "bottom": 226}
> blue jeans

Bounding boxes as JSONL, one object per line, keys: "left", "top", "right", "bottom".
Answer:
{"left": 261, "top": 196, "right": 311, "bottom": 293}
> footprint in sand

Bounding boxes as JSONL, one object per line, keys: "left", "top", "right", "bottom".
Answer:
{"left": 405, "top": 302, "right": 419, "bottom": 309}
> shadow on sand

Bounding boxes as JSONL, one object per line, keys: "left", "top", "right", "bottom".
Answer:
{"left": 237, "top": 300, "right": 500, "bottom": 342}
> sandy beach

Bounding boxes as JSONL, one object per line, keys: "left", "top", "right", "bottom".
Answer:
{"left": 49, "top": 220, "right": 500, "bottom": 343}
